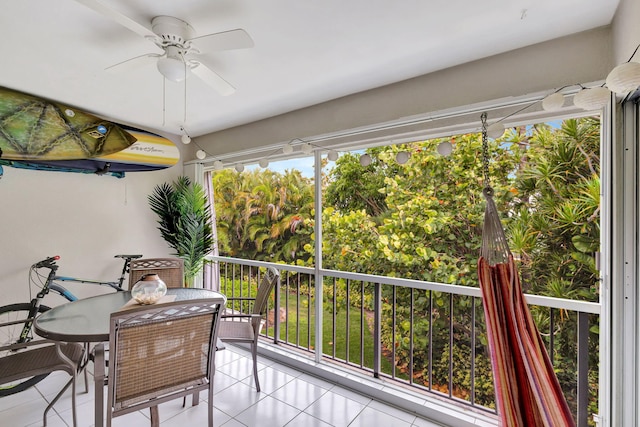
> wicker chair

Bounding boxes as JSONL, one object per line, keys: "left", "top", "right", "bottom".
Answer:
{"left": 128, "top": 257, "right": 185, "bottom": 289}
{"left": 0, "top": 332, "right": 84, "bottom": 427}
{"left": 217, "top": 266, "right": 280, "bottom": 392}
{"left": 105, "top": 297, "right": 225, "bottom": 427}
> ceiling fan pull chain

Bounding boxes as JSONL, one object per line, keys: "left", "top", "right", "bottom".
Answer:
{"left": 162, "top": 76, "right": 166, "bottom": 127}
{"left": 184, "top": 53, "right": 188, "bottom": 124}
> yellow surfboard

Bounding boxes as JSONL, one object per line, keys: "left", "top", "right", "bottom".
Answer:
{"left": 0, "top": 125, "right": 179, "bottom": 178}
{"left": 96, "top": 127, "right": 180, "bottom": 168}
{"left": 0, "top": 86, "right": 136, "bottom": 161}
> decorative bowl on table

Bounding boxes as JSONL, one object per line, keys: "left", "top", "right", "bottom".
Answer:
{"left": 131, "top": 273, "right": 167, "bottom": 304}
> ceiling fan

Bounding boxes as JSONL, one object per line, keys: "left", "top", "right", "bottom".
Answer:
{"left": 74, "top": 0, "right": 254, "bottom": 96}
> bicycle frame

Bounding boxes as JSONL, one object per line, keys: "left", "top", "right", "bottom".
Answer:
{"left": 52, "top": 276, "right": 122, "bottom": 299}
{"left": 0, "top": 254, "right": 143, "bottom": 395}
{"left": 49, "top": 254, "right": 143, "bottom": 301}
{"left": 21, "top": 254, "right": 142, "bottom": 335}
{"left": 19, "top": 257, "right": 60, "bottom": 343}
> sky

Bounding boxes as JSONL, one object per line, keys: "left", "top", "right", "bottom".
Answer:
{"left": 245, "top": 156, "right": 317, "bottom": 178}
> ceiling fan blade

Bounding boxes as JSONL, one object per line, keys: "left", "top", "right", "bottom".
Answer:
{"left": 189, "top": 61, "right": 236, "bottom": 96}
{"left": 73, "top": 0, "right": 159, "bottom": 41}
{"left": 105, "top": 53, "right": 162, "bottom": 73}
{"left": 189, "top": 29, "right": 254, "bottom": 53}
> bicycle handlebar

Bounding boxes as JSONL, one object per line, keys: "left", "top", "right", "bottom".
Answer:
{"left": 114, "top": 254, "right": 143, "bottom": 260}
{"left": 33, "top": 256, "right": 60, "bottom": 269}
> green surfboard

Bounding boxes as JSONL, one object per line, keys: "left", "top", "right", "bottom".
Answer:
{"left": 0, "top": 86, "right": 136, "bottom": 161}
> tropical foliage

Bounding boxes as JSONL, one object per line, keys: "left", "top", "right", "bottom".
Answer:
{"left": 213, "top": 168, "right": 314, "bottom": 264}
{"left": 148, "top": 176, "right": 213, "bottom": 286}
{"left": 212, "top": 117, "right": 601, "bottom": 418}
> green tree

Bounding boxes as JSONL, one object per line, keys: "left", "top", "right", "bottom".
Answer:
{"left": 325, "top": 146, "right": 401, "bottom": 216}
{"left": 213, "top": 168, "right": 314, "bottom": 264}
{"left": 319, "top": 118, "right": 600, "bottom": 409}
{"left": 509, "top": 118, "right": 600, "bottom": 301}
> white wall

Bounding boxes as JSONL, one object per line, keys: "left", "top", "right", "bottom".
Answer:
{"left": 0, "top": 161, "right": 184, "bottom": 306}
{"left": 612, "top": 0, "right": 640, "bottom": 65}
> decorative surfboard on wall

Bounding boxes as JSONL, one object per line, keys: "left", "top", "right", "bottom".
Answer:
{"left": 94, "top": 125, "right": 180, "bottom": 170}
{"left": 0, "top": 126, "right": 180, "bottom": 178}
{"left": 0, "top": 86, "right": 136, "bottom": 161}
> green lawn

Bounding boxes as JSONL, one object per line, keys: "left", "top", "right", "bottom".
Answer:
{"left": 266, "top": 292, "right": 393, "bottom": 374}
{"left": 221, "top": 277, "right": 394, "bottom": 374}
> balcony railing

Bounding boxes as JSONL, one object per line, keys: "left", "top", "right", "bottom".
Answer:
{"left": 211, "top": 256, "right": 601, "bottom": 427}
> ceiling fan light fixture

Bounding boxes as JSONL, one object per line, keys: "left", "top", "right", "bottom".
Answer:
{"left": 157, "top": 54, "right": 186, "bottom": 82}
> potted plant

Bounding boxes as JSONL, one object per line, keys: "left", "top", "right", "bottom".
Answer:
{"left": 148, "top": 176, "right": 213, "bottom": 287}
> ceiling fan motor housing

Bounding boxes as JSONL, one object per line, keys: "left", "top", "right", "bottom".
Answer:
{"left": 152, "top": 16, "right": 195, "bottom": 82}
{"left": 151, "top": 15, "right": 194, "bottom": 49}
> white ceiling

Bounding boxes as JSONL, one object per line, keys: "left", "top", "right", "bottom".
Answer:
{"left": 0, "top": 0, "right": 620, "bottom": 140}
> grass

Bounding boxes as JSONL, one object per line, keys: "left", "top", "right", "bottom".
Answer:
{"left": 265, "top": 291, "right": 394, "bottom": 373}
{"left": 221, "top": 276, "right": 393, "bottom": 374}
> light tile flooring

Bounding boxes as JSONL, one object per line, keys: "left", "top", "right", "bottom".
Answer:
{"left": 1, "top": 345, "right": 443, "bottom": 427}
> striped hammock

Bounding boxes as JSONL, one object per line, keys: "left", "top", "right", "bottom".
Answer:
{"left": 478, "top": 187, "right": 575, "bottom": 427}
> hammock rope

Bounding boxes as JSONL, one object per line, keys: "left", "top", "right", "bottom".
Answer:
{"left": 478, "top": 112, "right": 576, "bottom": 427}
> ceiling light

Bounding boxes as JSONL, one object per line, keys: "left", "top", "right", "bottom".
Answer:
{"left": 541, "top": 92, "right": 565, "bottom": 111}
{"left": 259, "top": 158, "right": 269, "bottom": 168}
{"left": 282, "top": 144, "right": 294, "bottom": 154}
{"left": 437, "top": 141, "right": 453, "bottom": 156}
{"left": 396, "top": 151, "right": 409, "bottom": 164}
{"left": 196, "top": 150, "right": 206, "bottom": 160}
{"left": 157, "top": 47, "right": 186, "bottom": 82}
{"left": 573, "top": 87, "right": 610, "bottom": 110}
{"left": 301, "top": 143, "right": 314, "bottom": 155}
{"left": 327, "top": 150, "right": 339, "bottom": 161}
{"left": 359, "top": 154, "right": 372, "bottom": 166}
{"left": 235, "top": 163, "right": 245, "bottom": 173}
{"left": 606, "top": 61, "right": 640, "bottom": 94}
{"left": 213, "top": 160, "right": 224, "bottom": 170}
{"left": 486, "top": 123, "right": 505, "bottom": 139}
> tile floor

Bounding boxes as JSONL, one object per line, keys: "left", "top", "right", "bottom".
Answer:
{"left": 0, "top": 344, "right": 444, "bottom": 427}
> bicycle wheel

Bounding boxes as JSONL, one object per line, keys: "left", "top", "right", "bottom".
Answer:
{"left": 0, "top": 303, "right": 52, "bottom": 396}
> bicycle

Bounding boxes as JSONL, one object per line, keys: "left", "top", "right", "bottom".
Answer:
{"left": 0, "top": 253, "right": 142, "bottom": 396}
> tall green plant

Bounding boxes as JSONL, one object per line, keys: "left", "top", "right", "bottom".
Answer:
{"left": 148, "top": 176, "right": 213, "bottom": 286}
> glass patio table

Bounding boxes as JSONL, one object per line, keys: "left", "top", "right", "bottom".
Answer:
{"left": 34, "top": 288, "right": 225, "bottom": 427}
